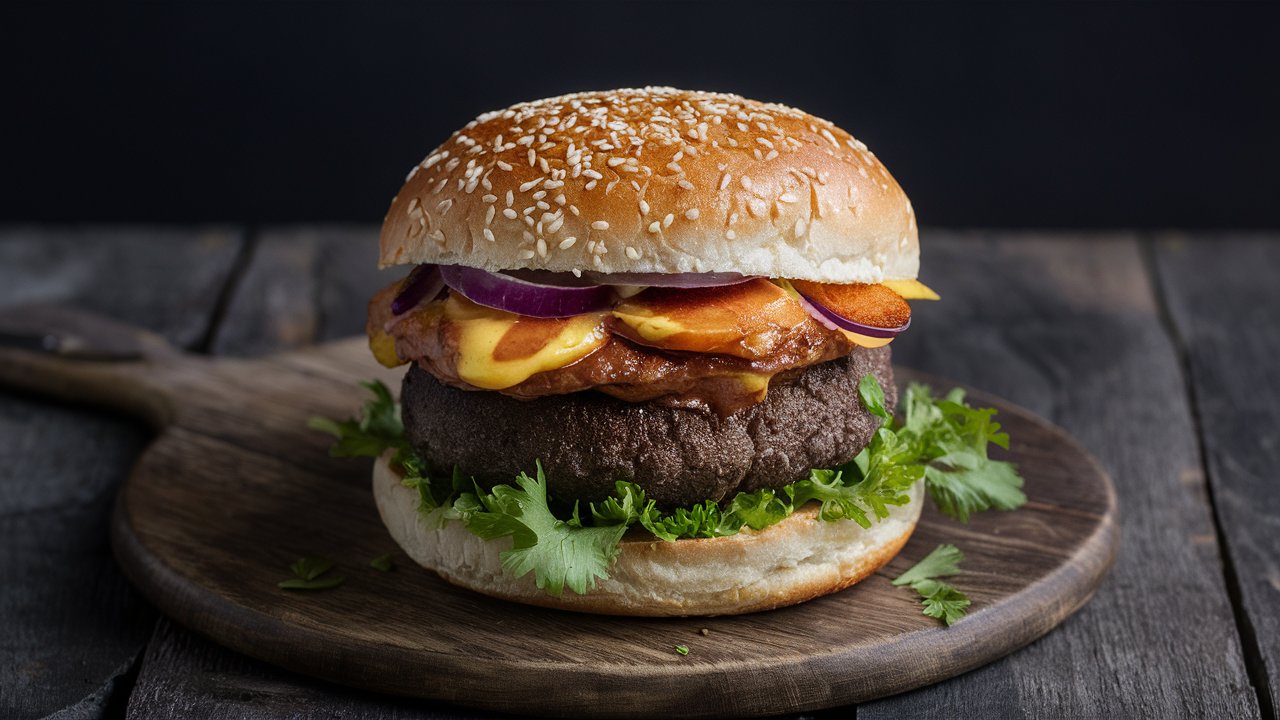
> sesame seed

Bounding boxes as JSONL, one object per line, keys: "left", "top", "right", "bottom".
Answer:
{"left": 502, "top": 208, "right": 518, "bottom": 220}
{"left": 496, "top": 160, "right": 513, "bottom": 171}
{"left": 778, "top": 192, "right": 799, "bottom": 203}
{"left": 625, "top": 246, "right": 641, "bottom": 260}
{"left": 505, "top": 190, "right": 514, "bottom": 206}
{"left": 519, "top": 178, "right": 543, "bottom": 192}
{"left": 569, "top": 205, "right": 580, "bottom": 216}
{"left": 537, "top": 238, "right": 548, "bottom": 257}
{"left": 756, "top": 137, "right": 774, "bottom": 148}
{"left": 678, "top": 179, "right": 694, "bottom": 190}
{"left": 483, "top": 228, "right": 495, "bottom": 242}
{"left": 519, "top": 249, "right": 535, "bottom": 259}
{"left": 794, "top": 218, "right": 807, "bottom": 237}
{"left": 719, "top": 173, "right": 731, "bottom": 190}
{"left": 648, "top": 221, "right": 661, "bottom": 233}
{"left": 685, "top": 208, "right": 700, "bottom": 220}
{"left": 584, "top": 180, "right": 598, "bottom": 190}
{"left": 482, "top": 194, "right": 497, "bottom": 203}
{"left": 639, "top": 200, "right": 650, "bottom": 214}
{"left": 740, "top": 176, "right": 753, "bottom": 190}
{"left": 607, "top": 157, "right": 626, "bottom": 167}
{"left": 559, "top": 236, "right": 577, "bottom": 249}
{"left": 583, "top": 169, "right": 603, "bottom": 179}
{"left": 591, "top": 220, "right": 610, "bottom": 230}
{"left": 765, "top": 150, "right": 778, "bottom": 161}
{"left": 527, "top": 149, "right": 536, "bottom": 166}
{"left": 485, "top": 206, "right": 496, "bottom": 225}
{"left": 726, "top": 229, "right": 737, "bottom": 240}
{"left": 554, "top": 193, "right": 567, "bottom": 205}
{"left": 663, "top": 213, "right": 674, "bottom": 228}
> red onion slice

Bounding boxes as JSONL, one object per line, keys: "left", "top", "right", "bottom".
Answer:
{"left": 440, "top": 265, "right": 614, "bottom": 318}
{"left": 584, "top": 271, "right": 753, "bottom": 288}
{"left": 797, "top": 292, "right": 910, "bottom": 338}
{"left": 391, "top": 264, "right": 445, "bottom": 315}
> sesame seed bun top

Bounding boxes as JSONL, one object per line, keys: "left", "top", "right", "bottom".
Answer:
{"left": 379, "top": 87, "right": 918, "bottom": 283}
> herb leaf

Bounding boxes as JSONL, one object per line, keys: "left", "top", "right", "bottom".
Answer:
{"left": 370, "top": 554, "right": 395, "bottom": 572}
{"left": 675, "top": 645, "right": 690, "bottom": 656}
{"left": 892, "top": 544, "right": 964, "bottom": 586}
{"left": 897, "top": 383, "right": 1026, "bottom": 522}
{"left": 916, "top": 580, "right": 972, "bottom": 626}
{"left": 893, "top": 544, "right": 971, "bottom": 625}
{"left": 280, "top": 556, "right": 343, "bottom": 591}
{"left": 463, "top": 462, "right": 627, "bottom": 596}
{"left": 858, "top": 373, "right": 891, "bottom": 420}
{"left": 278, "top": 576, "right": 346, "bottom": 591}
{"left": 307, "top": 380, "right": 407, "bottom": 458}
{"left": 290, "top": 557, "right": 334, "bottom": 581}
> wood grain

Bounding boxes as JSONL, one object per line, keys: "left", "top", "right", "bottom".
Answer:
{"left": 1154, "top": 233, "right": 1280, "bottom": 719}
{"left": 0, "top": 227, "right": 245, "bottom": 718}
{"left": 864, "top": 233, "right": 1261, "bottom": 719}
{"left": 129, "top": 226, "right": 422, "bottom": 719}
{"left": 0, "top": 313, "right": 1116, "bottom": 717}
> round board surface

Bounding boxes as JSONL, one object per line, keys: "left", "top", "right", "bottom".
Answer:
{"left": 94, "top": 339, "right": 1115, "bottom": 718}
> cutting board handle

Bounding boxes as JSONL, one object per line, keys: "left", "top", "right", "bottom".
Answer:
{"left": 0, "top": 304, "right": 203, "bottom": 428}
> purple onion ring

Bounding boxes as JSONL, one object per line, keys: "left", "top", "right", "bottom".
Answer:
{"left": 796, "top": 291, "right": 910, "bottom": 338}
{"left": 439, "top": 265, "right": 614, "bottom": 318}
{"left": 391, "top": 264, "right": 445, "bottom": 315}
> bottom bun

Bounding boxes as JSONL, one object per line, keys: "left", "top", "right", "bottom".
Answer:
{"left": 373, "top": 454, "right": 923, "bottom": 617}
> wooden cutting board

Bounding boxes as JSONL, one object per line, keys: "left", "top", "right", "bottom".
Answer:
{"left": 0, "top": 306, "right": 1117, "bottom": 719}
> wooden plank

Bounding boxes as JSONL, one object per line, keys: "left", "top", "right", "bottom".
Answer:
{"left": 210, "top": 225, "right": 404, "bottom": 356}
{"left": 127, "top": 618, "right": 485, "bottom": 719}
{"left": 0, "top": 227, "right": 245, "bottom": 717}
{"left": 1153, "top": 233, "right": 1279, "bottom": 719}
{"left": 859, "top": 232, "right": 1260, "bottom": 718}
{"left": 129, "top": 226, "right": 425, "bottom": 718}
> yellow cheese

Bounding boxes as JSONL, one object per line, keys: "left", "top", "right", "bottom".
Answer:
{"left": 369, "top": 330, "right": 404, "bottom": 368}
{"left": 839, "top": 330, "right": 894, "bottom": 348}
{"left": 611, "top": 309, "right": 683, "bottom": 344}
{"left": 443, "top": 295, "right": 608, "bottom": 390}
{"left": 883, "top": 279, "right": 940, "bottom": 300}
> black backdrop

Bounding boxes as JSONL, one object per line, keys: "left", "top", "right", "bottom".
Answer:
{"left": 4, "top": 1, "right": 1278, "bottom": 227}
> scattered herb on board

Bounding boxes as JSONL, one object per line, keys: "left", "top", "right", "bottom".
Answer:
{"left": 675, "top": 645, "right": 690, "bottom": 656}
{"left": 278, "top": 556, "right": 345, "bottom": 591}
{"left": 370, "top": 553, "right": 395, "bottom": 572}
{"left": 892, "top": 544, "right": 972, "bottom": 625}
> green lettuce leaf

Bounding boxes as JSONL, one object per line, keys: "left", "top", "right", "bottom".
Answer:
{"left": 463, "top": 463, "right": 626, "bottom": 596}
{"left": 897, "top": 383, "right": 1026, "bottom": 522}
{"left": 307, "top": 380, "right": 406, "bottom": 458}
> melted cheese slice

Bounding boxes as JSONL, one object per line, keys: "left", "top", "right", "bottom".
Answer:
{"left": 883, "top": 279, "right": 940, "bottom": 300}
{"left": 443, "top": 295, "right": 608, "bottom": 390}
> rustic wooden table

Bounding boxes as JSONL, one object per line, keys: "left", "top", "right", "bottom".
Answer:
{"left": 1, "top": 227, "right": 1274, "bottom": 719}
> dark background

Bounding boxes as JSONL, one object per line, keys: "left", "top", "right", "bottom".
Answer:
{"left": 4, "top": 1, "right": 1278, "bottom": 228}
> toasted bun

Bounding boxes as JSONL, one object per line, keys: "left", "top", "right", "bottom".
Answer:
{"left": 373, "top": 453, "right": 922, "bottom": 616}
{"left": 380, "top": 87, "right": 917, "bottom": 284}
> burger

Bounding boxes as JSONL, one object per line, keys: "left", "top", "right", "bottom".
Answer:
{"left": 324, "top": 87, "right": 1013, "bottom": 618}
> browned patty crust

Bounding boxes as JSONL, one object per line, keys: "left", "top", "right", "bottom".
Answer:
{"left": 401, "top": 346, "right": 896, "bottom": 507}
